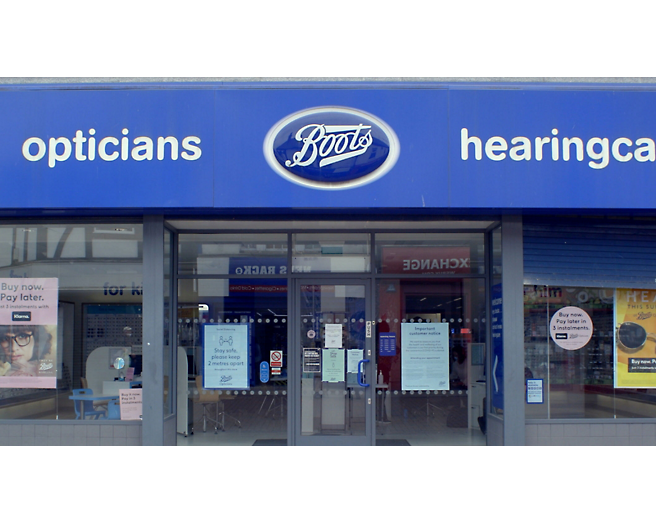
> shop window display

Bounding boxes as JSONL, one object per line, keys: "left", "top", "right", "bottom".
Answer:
{"left": 0, "top": 224, "right": 143, "bottom": 421}
{"left": 524, "top": 285, "right": 656, "bottom": 419}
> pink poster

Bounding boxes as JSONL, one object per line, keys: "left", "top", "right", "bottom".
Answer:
{"left": 0, "top": 278, "right": 58, "bottom": 388}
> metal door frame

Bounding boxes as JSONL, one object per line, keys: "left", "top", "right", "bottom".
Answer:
{"left": 290, "top": 277, "right": 375, "bottom": 446}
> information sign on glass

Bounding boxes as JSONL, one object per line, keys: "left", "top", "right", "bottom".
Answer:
{"left": 347, "top": 349, "right": 364, "bottom": 373}
{"left": 203, "top": 323, "right": 250, "bottom": 389}
{"left": 322, "top": 348, "right": 345, "bottom": 383}
{"left": 379, "top": 332, "right": 396, "bottom": 356}
{"left": 526, "top": 379, "right": 544, "bottom": 404}
{"left": 324, "top": 324, "right": 343, "bottom": 348}
{"left": 401, "top": 322, "right": 449, "bottom": 390}
{"left": 303, "top": 348, "right": 321, "bottom": 373}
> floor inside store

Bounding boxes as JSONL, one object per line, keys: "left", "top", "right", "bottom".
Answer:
{"left": 176, "top": 394, "right": 487, "bottom": 446}
{"left": 176, "top": 426, "right": 487, "bottom": 446}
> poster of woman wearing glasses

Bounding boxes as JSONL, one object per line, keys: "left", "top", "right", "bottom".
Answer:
{"left": 0, "top": 278, "right": 58, "bottom": 388}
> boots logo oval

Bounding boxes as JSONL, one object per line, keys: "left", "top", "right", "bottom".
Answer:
{"left": 263, "top": 106, "right": 400, "bottom": 190}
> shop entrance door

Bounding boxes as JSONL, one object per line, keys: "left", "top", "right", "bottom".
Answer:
{"left": 295, "top": 280, "right": 375, "bottom": 445}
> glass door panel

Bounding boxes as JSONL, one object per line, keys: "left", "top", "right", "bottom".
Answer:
{"left": 297, "top": 281, "right": 373, "bottom": 445}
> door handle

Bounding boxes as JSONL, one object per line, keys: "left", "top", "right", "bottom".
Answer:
{"left": 357, "top": 359, "right": 370, "bottom": 387}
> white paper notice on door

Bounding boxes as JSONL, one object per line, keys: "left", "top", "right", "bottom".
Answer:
{"left": 347, "top": 349, "right": 364, "bottom": 373}
{"left": 401, "top": 323, "right": 450, "bottom": 390}
{"left": 322, "top": 348, "right": 345, "bottom": 382}
{"left": 324, "top": 323, "right": 343, "bottom": 348}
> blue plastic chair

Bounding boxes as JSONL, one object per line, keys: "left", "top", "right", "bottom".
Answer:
{"left": 106, "top": 398, "right": 121, "bottom": 420}
{"left": 72, "top": 388, "right": 107, "bottom": 420}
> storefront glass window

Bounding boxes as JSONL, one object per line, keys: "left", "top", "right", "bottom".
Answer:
{"left": 177, "top": 232, "right": 289, "bottom": 444}
{"left": 292, "top": 233, "right": 370, "bottom": 273}
{"left": 375, "top": 278, "right": 487, "bottom": 445}
{"left": 0, "top": 223, "right": 143, "bottom": 421}
{"left": 524, "top": 285, "right": 656, "bottom": 419}
{"left": 375, "top": 233, "right": 486, "bottom": 275}
{"left": 176, "top": 278, "right": 288, "bottom": 444}
{"left": 178, "top": 234, "right": 288, "bottom": 276}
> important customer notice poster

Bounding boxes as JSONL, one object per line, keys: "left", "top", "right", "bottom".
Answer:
{"left": 401, "top": 322, "right": 449, "bottom": 390}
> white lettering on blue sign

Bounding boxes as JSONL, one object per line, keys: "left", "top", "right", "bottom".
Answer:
{"left": 22, "top": 129, "right": 202, "bottom": 168}
{"left": 285, "top": 124, "right": 373, "bottom": 168}
{"left": 461, "top": 127, "right": 656, "bottom": 169}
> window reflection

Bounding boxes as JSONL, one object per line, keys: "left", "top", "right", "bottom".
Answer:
{"left": 375, "top": 233, "right": 486, "bottom": 275}
{"left": 0, "top": 224, "right": 143, "bottom": 421}
{"left": 178, "top": 234, "right": 288, "bottom": 275}
{"left": 524, "top": 285, "right": 656, "bottom": 419}
{"left": 292, "top": 234, "right": 370, "bottom": 273}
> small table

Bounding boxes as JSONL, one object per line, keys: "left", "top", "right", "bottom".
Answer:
{"left": 69, "top": 394, "right": 119, "bottom": 419}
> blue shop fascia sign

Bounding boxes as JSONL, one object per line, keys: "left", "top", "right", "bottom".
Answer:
{"left": 3, "top": 83, "right": 656, "bottom": 211}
